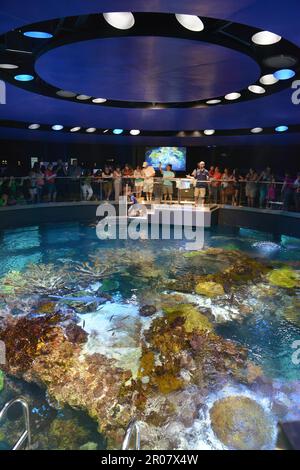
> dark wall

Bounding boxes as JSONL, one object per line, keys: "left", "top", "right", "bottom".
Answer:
{"left": 1, "top": 139, "right": 299, "bottom": 177}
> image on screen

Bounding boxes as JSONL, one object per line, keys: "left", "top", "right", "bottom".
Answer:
{"left": 145, "top": 147, "right": 186, "bottom": 171}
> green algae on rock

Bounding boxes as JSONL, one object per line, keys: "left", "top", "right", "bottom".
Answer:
{"left": 0, "top": 370, "right": 4, "bottom": 393}
{"left": 195, "top": 281, "right": 225, "bottom": 298}
{"left": 210, "top": 396, "right": 275, "bottom": 450}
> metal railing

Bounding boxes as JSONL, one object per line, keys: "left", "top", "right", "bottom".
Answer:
{"left": 0, "top": 175, "right": 299, "bottom": 211}
{"left": 122, "top": 418, "right": 141, "bottom": 450}
{"left": 0, "top": 397, "right": 32, "bottom": 450}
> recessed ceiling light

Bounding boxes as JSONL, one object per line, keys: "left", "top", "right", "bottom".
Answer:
{"left": 86, "top": 127, "right": 96, "bottom": 133}
{"left": 248, "top": 85, "right": 266, "bottom": 94}
{"left": 224, "top": 92, "right": 241, "bottom": 101}
{"left": 113, "top": 129, "right": 123, "bottom": 135}
{"left": 28, "top": 123, "right": 40, "bottom": 130}
{"left": 103, "top": 129, "right": 109, "bottom": 133}
{"left": 56, "top": 90, "right": 76, "bottom": 98}
{"left": 76, "top": 95, "right": 91, "bottom": 101}
{"left": 130, "top": 129, "right": 140, "bottom": 136}
{"left": 251, "top": 127, "right": 263, "bottom": 134}
{"left": 206, "top": 99, "right": 221, "bottom": 105}
{"left": 251, "top": 31, "right": 282, "bottom": 46}
{"left": 14, "top": 74, "right": 34, "bottom": 81}
{"left": 52, "top": 125, "right": 64, "bottom": 131}
{"left": 260, "top": 74, "right": 278, "bottom": 85}
{"left": 275, "top": 125, "right": 288, "bottom": 132}
{"left": 23, "top": 31, "right": 53, "bottom": 39}
{"left": 263, "top": 55, "right": 297, "bottom": 68}
{"left": 175, "top": 14, "right": 204, "bottom": 32}
{"left": 92, "top": 98, "right": 107, "bottom": 104}
{"left": 274, "top": 69, "right": 296, "bottom": 80}
{"left": 103, "top": 12, "right": 135, "bottom": 30}
{"left": 204, "top": 129, "right": 215, "bottom": 136}
{"left": 0, "top": 63, "right": 19, "bottom": 69}
{"left": 70, "top": 127, "right": 81, "bottom": 132}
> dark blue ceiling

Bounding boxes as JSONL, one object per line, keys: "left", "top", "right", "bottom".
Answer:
{"left": 0, "top": 0, "right": 300, "bottom": 146}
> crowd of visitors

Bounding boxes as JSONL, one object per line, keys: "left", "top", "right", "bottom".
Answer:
{"left": 0, "top": 160, "right": 299, "bottom": 212}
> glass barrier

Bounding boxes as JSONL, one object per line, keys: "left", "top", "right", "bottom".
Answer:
{"left": 0, "top": 176, "right": 299, "bottom": 212}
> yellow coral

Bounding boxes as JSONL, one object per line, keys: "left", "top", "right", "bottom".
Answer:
{"left": 163, "top": 304, "right": 213, "bottom": 333}
{"left": 154, "top": 374, "right": 184, "bottom": 394}
{"left": 268, "top": 268, "right": 299, "bottom": 289}
{"left": 195, "top": 281, "right": 225, "bottom": 298}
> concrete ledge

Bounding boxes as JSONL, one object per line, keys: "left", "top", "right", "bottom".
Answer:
{"left": 218, "top": 205, "right": 300, "bottom": 238}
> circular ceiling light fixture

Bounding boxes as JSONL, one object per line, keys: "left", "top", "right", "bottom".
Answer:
{"left": 76, "top": 94, "right": 91, "bottom": 101}
{"left": 259, "top": 74, "right": 278, "bottom": 85}
{"left": 251, "top": 127, "right": 263, "bottom": 133}
{"left": 103, "top": 129, "right": 109, "bottom": 133}
{"left": 130, "top": 129, "right": 140, "bottom": 135}
{"left": 70, "top": 127, "right": 81, "bottom": 132}
{"left": 225, "top": 92, "right": 241, "bottom": 101}
{"left": 103, "top": 12, "right": 135, "bottom": 30}
{"left": 275, "top": 125, "right": 288, "bottom": 132}
{"left": 28, "top": 123, "right": 40, "bottom": 130}
{"left": 204, "top": 129, "right": 215, "bottom": 135}
{"left": 175, "top": 14, "right": 204, "bottom": 32}
{"left": 113, "top": 129, "right": 123, "bottom": 135}
{"left": 14, "top": 74, "right": 34, "bottom": 81}
{"left": 0, "top": 63, "right": 18, "bottom": 69}
{"left": 251, "top": 31, "right": 282, "bottom": 46}
{"left": 56, "top": 90, "right": 76, "bottom": 98}
{"left": 274, "top": 69, "right": 296, "bottom": 80}
{"left": 92, "top": 98, "right": 107, "bottom": 103}
{"left": 206, "top": 99, "right": 221, "bottom": 105}
{"left": 86, "top": 127, "right": 96, "bottom": 133}
{"left": 248, "top": 85, "right": 266, "bottom": 94}
{"left": 23, "top": 31, "right": 53, "bottom": 39}
{"left": 263, "top": 55, "right": 298, "bottom": 69}
{"left": 52, "top": 124, "right": 64, "bottom": 131}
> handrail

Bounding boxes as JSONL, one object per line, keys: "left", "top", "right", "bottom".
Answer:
{"left": 122, "top": 418, "right": 141, "bottom": 450}
{"left": 0, "top": 397, "right": 32, "bottom": 450}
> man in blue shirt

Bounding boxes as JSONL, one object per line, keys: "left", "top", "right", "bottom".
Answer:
{"left": 188, "top": 161, "right": 209, "bottom": 207}
{"left": 159, "top": 163, "right": 175, "bottom": 203}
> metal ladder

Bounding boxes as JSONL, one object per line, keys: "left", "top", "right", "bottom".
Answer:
{"left": 0, "top": 397, "right": 32, "bottom": 450}
{"left": 122, "top": 418, "right": 141, "bottom": 450}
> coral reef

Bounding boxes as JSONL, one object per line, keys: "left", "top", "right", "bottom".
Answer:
{"left": 210, "top": 396, "right": 275, "bottom": 450}
{"left": 48, "top": 418, "right": 90, "bottom": 450}
{"left": 268, "top": 267, "right": 300, "bottom": 289}
{"left": 195, "top": 281, "right": 225, "bottom": 298}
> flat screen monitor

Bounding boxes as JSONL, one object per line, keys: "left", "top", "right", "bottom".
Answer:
{"left": 145, "top": 147, "right": 186, "bottom": 171}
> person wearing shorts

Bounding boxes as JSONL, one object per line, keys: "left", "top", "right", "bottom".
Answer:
{"left": 142, "top": 162, "right": 155, "bottom": 201}
{"left": 159, "top": 163, "right": 175, "bottom": 203}
{"left": 188, "top": 161, "right": 209, "bottom": 206}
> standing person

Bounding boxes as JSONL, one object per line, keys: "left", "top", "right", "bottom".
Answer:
{"left": 55, "top": 159, "right": 67, "bottom": 201}
{"left": 45, "top": 164, "right": 57, "bottom": 202}
{"left": 220, "top": 168, "right": 230, "bottom": 204}
{"left": 134, "top": 165, "right": 144, "bottom": 199}
{"left": 266, "top": 174, "right": 276, "bottom": 207}
{"left": 102, "top": 165, "right": 113, "bottom": 200}
{"left": 231, "top": 169, "right": 242, "bottom": 206}
{"left": 81, "top": 169, "right": 93, "bottom": 201}
{"left": 68, "top": 160, "right": 82, "bottom": 201}
{"left": 210, "top": 166, "right": 222, "bottom": 204}
{"left": 245, "top": 169, "right": 258, "bottom": 207}
{"left": 294, "top": 172, "right": 300, "bottom": 212}
{"left": 113, "top": 165, "right": 122, "bottom": 202}
{"left": 122, "top": 164, "right": 133, "bottom": 195}
{"left": 188, "top": 161, "right": 209, "bottom": 207}
{"left": 159, "top": 163, "right": 175, "bottom": 203}
{"left": 29, "top": 162, "right": 40, "bottom": 203}
{"left": 282, "top": 172, "right": 294, "bottom": 211}
{"left": 258, "top": 167, "right": 271, "bottom": 208}
{"left": 208, "top": 166, "right": 215, "bottom": 203}
{"left": 142, "top": 162, "right": 156, "bottom": 202}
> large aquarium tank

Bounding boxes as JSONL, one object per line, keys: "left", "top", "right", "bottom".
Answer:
{"left": 0, "top": 222, "right": 299, "bottom": 450}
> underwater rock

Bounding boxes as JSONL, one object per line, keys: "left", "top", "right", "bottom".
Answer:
{"left": 195, "top": 281, "right": 224, "bottom": 298}
{"left": 64, "top": 323, "right": 88, "bottom": 344}
{"left": 0, "top": 370, "right": 4, "bottom": 392}
{"left": 79, "top": 441, "right": 98, "bottom": 450}
{"left": 268, "top": 267, "right": 300, "bottom": 289}
{"left": 210, "top": 396, "right": 275, "bottom": 450}
{"left": 139, "top": 305, "right": 157, "bottom": 317}
{"left": 48, "top": 418, "right": 90, "bottom": 450}
{"left": 283, "top": 299, "right": 300, "bottom": 327}
{"left": 162, "top": 304, "right": 213, "bottom": 333}
{"left": 100, "top": 278, "right": 120, "bottom": 293}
